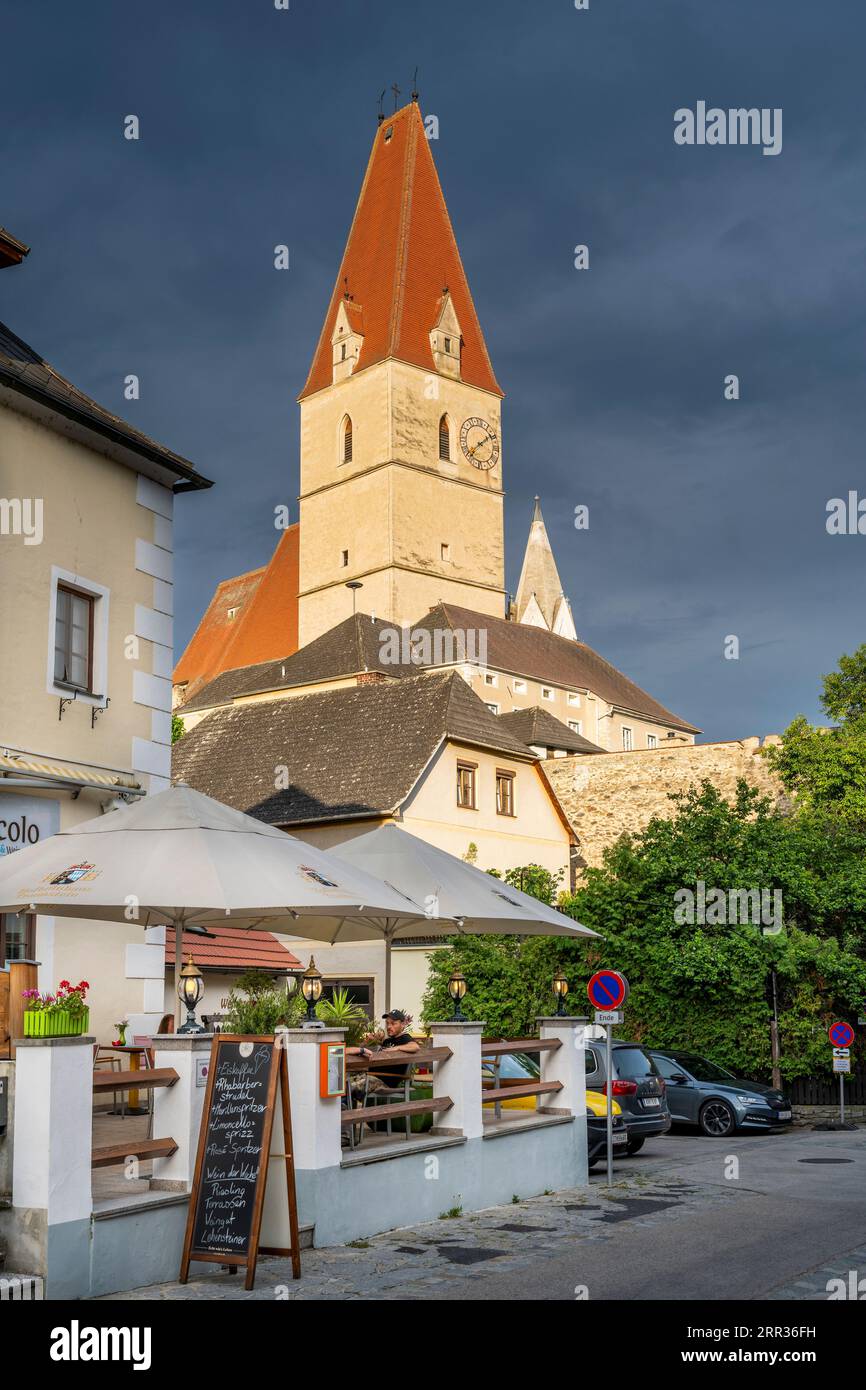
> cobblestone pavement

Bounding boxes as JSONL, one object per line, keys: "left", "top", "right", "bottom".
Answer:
{"left": 103, "top": 1172, "right": 739, "bottom": 1301}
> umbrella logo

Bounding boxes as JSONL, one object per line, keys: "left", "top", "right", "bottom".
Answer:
{"left": 46, "top": 862, "right": 99, "bottom": 885}
{"left": 297, "top": 865, "right": 339, "bottom": 889}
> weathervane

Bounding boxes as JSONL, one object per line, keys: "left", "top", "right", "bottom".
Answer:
{"left": 411, "top": 67, "right": 419, "bottom": 103}
{"left": 377, "top": 89, "right": 385, "bottom": 124}
{"left": 391, "top": 82, "right": 401, "bottom": 111}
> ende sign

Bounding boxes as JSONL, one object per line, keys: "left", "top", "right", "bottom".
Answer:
{"left": 0, "top": 793, "right": 60, "bottom": 855}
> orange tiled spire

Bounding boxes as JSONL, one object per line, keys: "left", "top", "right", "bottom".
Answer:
{"left": 299, "top": 102, "right": 502, "bottom": 401}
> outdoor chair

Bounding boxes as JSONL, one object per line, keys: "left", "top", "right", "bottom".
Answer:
{"left": 93, "top": 1043, "right": 121, "bottom": 1113}
{"left": 360, "top": 1062, "right": 419, "bottom": 1141}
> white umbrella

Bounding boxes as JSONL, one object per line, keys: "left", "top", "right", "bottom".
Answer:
{"left": 0, "top": 783, "right": 442, "bottom": 1014}
{"left": 331, "top": 823, "right": 598, "bottom": 1007}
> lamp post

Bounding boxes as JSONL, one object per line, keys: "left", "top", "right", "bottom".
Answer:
{"left": 447, "top": 968, "right": 467, "bottom": 1022}
{"left": 553, "top": 969, "right": 569, "bottom": 1017}
{"left": 301, "top": 956, "right": 323, "bottom": 1025}
{"left": 176, "top": 955, "right": 205, "bottom": 1034}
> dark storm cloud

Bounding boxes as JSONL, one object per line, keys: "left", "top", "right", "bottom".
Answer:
{"left": 1, "top": 0, "right": 863, "bottom": 739}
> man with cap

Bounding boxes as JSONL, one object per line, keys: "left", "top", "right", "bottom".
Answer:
{"left": 347, "top": 1009, "right": 420, "bottom": 1100}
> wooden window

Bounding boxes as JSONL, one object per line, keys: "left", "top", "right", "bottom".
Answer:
{"left": 439, "top": 414, "right": 451, "bottom": 461}
{"left": 456, "top": 761, "right": 477, "bottom": 809}
{"left": 54, "top": 584, "right": 94, "bottom": 691}
{"left": 342, "top": 416, "right": 353, "bottom": 463}
{"left": 496, "top": 770, "right": 515, "bottom": 817}
{"left": 622, "top": 727, "right": 633, "bottom": 751}
{"left": 0, "top": 911, "right": 35, "bottom": 963}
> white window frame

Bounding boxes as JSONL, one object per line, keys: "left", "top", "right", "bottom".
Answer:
{"left": 483, "top": 672, "right": 498, "bottom": 687}
{"left": 541, "top": 686, "right": 555, "bottom": 701}
{"left": 567, "top": 692, "right": 580, "bottom": 707}
{"left": 568, "top": 719, "right": 582, "bottom": 735}
{"left": 485, "top": 701, "right": 500, "bottom": 715}
{"left": 46, "top": 566, "right": 110, "bottom": 705}
{"left": 622, "top": 726, "right": 633, "bottom": 751}
{"left": 513, "top": 678, "right": 527, "bottom": 694}
{"left": 647, "top": 734, "right": 657, "bottom": 749}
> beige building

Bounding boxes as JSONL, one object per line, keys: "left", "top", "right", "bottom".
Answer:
{"left": 0, "top": 227, "right": 211, "bottom": 1042}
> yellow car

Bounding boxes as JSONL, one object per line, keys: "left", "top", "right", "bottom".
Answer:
{"left": 480, "top": 1052, "right": 625, "bottom": 1119}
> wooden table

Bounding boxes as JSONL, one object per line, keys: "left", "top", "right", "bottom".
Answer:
{"left": 107, "top": 1044, "right": 149, "bottom": 1115}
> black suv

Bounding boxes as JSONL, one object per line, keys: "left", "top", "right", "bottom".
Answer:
{"left": 584, "top": 1040, "right": 671, "bottom": 1154}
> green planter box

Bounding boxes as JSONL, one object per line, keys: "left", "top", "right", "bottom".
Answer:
{"left": 23, "top": 1008, "right": 90, "bottom": 1038}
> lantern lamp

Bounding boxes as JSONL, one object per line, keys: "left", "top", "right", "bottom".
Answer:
{"left": 447, "top": 968, "right": 467, "bottom": 1021}
{"left": 553, "top": 969, "right": 569, "bottom": 1017}
{"left": 301, "top": 956, "right": 324, "bottom": 1023}
{"left": 177, "top": 954, "right": 205, "bottom": 1034}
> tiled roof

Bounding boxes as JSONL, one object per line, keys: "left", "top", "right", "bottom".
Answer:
{"left": 166, "top": 923, "right": 300, "bottom": 973}
{"left": 414, "top": 603, "right": 701, "bottom": 734}
{"left": 180, "top": 612, "right": 413, "bottom": 712}
{"left": 0, "top": 319, "right": 210, "bottom": 489}
{"left": 174, "top": 526, "right": 299, "bottom": 700}
{"left": 300, "top": 103, "right": 501, "bottom": 400}
{"left": 172, "top": 671, "right": 535, "bottom": 826}
{"left": 498, "top": 706, "right": 605, "bottom": 755}
{"left": 0, "top": 225, "right": 29, "bottom": 269}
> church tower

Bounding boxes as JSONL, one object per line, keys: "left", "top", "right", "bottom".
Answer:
{"left": 297, "top": 101, "right": 506, "bottom": 646}
{"left": 514, "top": 496, "right": 578, "bottom": 640}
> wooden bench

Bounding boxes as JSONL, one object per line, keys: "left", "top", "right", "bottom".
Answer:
{"left": 91, "top": 1137, "right": 178, "bottom": 1169}
{"left": 482, "top": 1079, "right": 563, "bottom": 1106}
{"left": 340, "top": 1096, "right": 453, "bottom": 1127}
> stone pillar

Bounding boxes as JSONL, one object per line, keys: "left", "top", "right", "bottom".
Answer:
{"left": 429, "top": 1021, "right": 484, "bottom": 1139}
{"left": 536, "top": 1016, "right": 588, "bottom": 1117}
{"left": 279, "top": 1028, "right": 346, "bottom": 1171}
{"left": 150, "top": 1034, "right": 214, "bottom": 1191}
{"left": 7, "top": 1035, "right": 94, "bottom": 1298}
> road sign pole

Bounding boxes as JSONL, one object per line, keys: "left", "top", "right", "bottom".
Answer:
{"left": 605, "top": 1022, "right": 613, "bottom": 1186}
{"left": 840, "top": 1071, "right": 845, "bottom": 1127}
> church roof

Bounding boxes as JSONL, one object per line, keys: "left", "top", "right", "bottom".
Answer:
{"left": 498, "top": 706, "right": 606, "bottom": 755}
{"left": 514, "top": 497, "right": 570, "bottom": 631}
{"left": 173, "top": 671, "right": 534, "bottom": 826}
{"left": 0, "top": 225, "right": 29, "bottom": 269}
{"left": 299, "top": 102, "right": 502, "bottom": 400}
{"left": 174, "top": 525, "right": 299, "bottom": 701}
{"left": 414, "top": 603, "right": 701, "bottom": 734}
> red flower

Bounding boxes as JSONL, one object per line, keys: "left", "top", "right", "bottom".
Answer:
{"left": 59, "top": 980, "right": 70, "bottom": 989}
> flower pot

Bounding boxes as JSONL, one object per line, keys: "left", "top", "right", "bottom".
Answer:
{"left": 23, "top": 1008, "right": 89, "bottom": 1038}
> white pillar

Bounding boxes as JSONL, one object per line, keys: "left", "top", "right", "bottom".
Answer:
{"left": 429, "top": 1021, "right": 484, "bottom": 1139}
{"left": 150, "top": 1034, "right": 214, "bottom": 1190}
{"left": 537, "top": 1016, "right": 588, "bottom": 1117}
{"left": 8, "top": 1034, "right": 94, "bottom": 1297}
{"left": 279, "top": 1028, "right": 346, "bottom": 1171}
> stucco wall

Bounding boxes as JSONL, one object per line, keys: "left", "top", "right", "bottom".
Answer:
{"left": 543, "top": 736, "right": 788, "bottom": 871}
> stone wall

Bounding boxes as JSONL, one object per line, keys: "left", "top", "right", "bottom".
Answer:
{"left": 543, "top": 736, "right": 789, "bottom": 871}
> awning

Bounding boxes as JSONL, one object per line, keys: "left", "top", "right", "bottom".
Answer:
{"left": 0, "top": 747, "right": 142, "bottom": 795}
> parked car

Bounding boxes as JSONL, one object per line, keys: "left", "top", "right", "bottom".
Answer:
{"left": 583, "top": 1039, "right": 671, "bottom": 1153}
{"left": 649, "top": 1049, "right": 793, "bottom": 1137}
{"left": 586, "top": 1089, "right": 629, "bottom": 1168}
{"left": 481, "top": 1049, "right": 543, "bottom": 1110}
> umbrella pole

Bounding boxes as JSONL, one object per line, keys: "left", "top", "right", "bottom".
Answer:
{"left": 383, "top": 922, "right": 396, "bottom": 1013}
{"left": 174, "top": 916, "right": 183, "bottom": 1029}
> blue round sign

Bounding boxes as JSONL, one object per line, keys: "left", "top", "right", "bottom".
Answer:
{"left": 587, "top": 970, "right": 628, "bottom": 1010}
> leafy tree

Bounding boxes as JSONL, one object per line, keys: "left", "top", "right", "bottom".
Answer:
{"left": 820, "top": 643, "right": 866, "bottom": 724}
{"left": 171, "top": 713, "right": 186, "bottom": 744}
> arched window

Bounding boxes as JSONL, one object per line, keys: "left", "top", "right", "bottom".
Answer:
{"left": 341, "top": 415, "right": 353, "bottom": 464}
{"left": 438, "top": 413, "right": 451, "bottom": 461}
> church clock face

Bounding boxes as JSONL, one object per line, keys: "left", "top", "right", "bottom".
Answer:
{"left": 459, "top": 416, "right": 499, "bottom": 471}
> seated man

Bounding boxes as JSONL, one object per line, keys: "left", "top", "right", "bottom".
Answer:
{"left": 347, "top": 1009, "right": 420, "bottom": 1101}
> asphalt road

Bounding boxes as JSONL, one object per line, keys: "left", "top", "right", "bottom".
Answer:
{"left": 441, "top": 1125, "right": 866, "bottom": 1302}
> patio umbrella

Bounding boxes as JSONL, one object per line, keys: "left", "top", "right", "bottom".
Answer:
{"left": 0, "top": 783, "right": 442, "bottom": 1015}
{"left": 331, "top": 823, "right": 598, "bottom": 1008}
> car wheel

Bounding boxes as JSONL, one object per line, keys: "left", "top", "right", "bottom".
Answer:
{"left": 699, "top": 1099, "right": 736, "bottom": 1138}
{"left": 626, "top": 1137, "right": 645, "bottom": 1155}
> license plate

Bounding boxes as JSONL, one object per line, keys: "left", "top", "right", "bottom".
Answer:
{"left": 642, "top": 1097, "right": 661, "bottom": 1108}
{"left": 613, "top": 1131, "right": 628, "bottom": 1145}
{"left": 776, "top": 1110, "right": 791, "bottom": 1120}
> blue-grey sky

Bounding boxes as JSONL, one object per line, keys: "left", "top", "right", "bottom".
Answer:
{"left": 2, "top": 0, "right": 864, "bottom": 741}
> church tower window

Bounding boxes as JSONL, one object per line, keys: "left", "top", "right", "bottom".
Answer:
{"left": 439, "top": 413, "right": 451, "bottom": 461}
{"left": 341, "top": 415, "right": 353, "bottom": 464}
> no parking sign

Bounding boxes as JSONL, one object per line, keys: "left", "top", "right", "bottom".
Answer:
{"left": 828, "top": 1021, "right": 854, "bottom": 1049}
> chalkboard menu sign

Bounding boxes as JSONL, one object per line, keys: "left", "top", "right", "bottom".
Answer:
{"left": 180, "top": 1035, "right": 300, "bottom": 1289}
